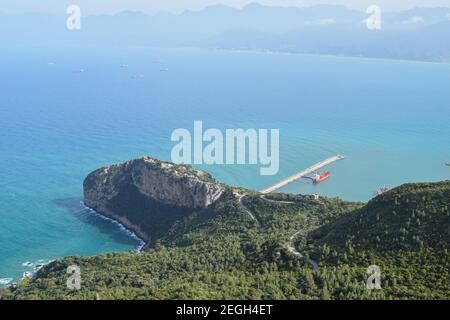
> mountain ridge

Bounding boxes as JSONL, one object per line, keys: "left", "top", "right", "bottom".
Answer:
{"left": 3, "top": 5, "right": 450, "bottom": 62}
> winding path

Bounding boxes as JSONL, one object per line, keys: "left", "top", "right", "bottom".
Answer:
{"left": 237, "top": 193, "right": 319, "bottom": 269}
{"left": 237, "top": 194, "right": 260, "bottom": 226}
{"left": 287, "top": 231, "right": 319, "bottom": 270}
{"left": 259, "top": 195, "right": 296, "bottom": 205}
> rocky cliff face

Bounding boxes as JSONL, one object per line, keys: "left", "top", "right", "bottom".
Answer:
{"left": 83, "top": 157, "right": 225, "bottom": 243}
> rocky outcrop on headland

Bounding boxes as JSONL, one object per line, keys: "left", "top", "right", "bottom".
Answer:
{"left": 83, "top": 157, "right": 225, "bottom": 244}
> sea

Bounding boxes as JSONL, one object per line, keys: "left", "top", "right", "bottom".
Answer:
{"left": 1, "top": 46, "right": 449, "bottom": 283}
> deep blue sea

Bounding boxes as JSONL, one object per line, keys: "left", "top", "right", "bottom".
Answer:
{"left": 1, "top": 46, "right": 449, "bottom": 283}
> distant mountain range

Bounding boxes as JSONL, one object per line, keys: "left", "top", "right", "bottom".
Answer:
{"left": 2, "top": 3, "right": 450, "bottom": 61}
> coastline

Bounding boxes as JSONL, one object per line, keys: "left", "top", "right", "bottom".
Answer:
{"left": 82, "top": 202, "right": 147, "bottom": 253}
{"left": 205, "top": 47, "right": 450, "bottom": 66}
{"left": 1, "top": 203, "right": 147, "bottom": 287}
{"left": 117, "top": 46, "right": 450, "bottom": 66}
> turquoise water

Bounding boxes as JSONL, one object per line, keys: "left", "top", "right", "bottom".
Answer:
{"left": 1, "top": 47, "right": 449, "bottom": 282}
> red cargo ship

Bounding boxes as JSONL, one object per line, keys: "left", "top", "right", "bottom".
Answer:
{"left": 313, "top": 171, "right": 331, "bottom": 184}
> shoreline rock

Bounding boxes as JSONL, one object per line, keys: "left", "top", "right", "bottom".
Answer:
{"left": 83, "top": 157, "right": 225, "bottom": 246}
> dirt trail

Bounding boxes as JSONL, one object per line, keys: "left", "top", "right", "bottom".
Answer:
{"left": 237, "top": 193, "right": 319, "bottom": 269}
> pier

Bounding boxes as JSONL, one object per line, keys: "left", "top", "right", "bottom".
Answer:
{"left": 261, "top": 155, "right": 345, "bottom": 194}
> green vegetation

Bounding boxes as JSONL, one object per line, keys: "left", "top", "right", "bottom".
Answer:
{"left": 303, "top": 181, "right": 450, "bottom": 300}
{"left": 4, "top": 181, "right": 449, "bottom": 300}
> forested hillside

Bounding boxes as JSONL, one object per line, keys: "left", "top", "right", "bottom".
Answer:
{"left": 304, "top": 181, "right": 449, "bottom": 299}
{"left": 3, "top": 181, "right": 449, "bottom": 300}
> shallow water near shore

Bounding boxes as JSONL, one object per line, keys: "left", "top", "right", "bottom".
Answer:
{"left": 1, "top": 47, "right": 449, "bottom": 282}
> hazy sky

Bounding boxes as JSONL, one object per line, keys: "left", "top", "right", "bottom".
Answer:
{"left": 2, "top": 0, "right": 450, "bottom": 15}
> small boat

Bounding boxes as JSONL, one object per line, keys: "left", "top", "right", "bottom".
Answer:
{"left": 313, "top": 171, "right": 331, "bottom": 184}
{"left": 73, "top": 69, "right": 85, "bottom": 74}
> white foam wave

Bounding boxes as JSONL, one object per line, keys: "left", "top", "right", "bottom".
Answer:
{"left": 80, "top": 201, "right": 146, "bottom": 253}
{"left": 21, "top": 261, "right": 33, "bottom": 267}
{"left": 0, "top": 278, "right": 13, "bottom": 285}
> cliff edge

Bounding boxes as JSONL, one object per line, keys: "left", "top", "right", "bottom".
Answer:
{"left": 83, "top": 157, "right": 225, "bottom": 244}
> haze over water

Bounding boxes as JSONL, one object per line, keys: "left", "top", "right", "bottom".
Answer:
{"left": 1, "top": 46, "right": 449, "bottom": 282}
